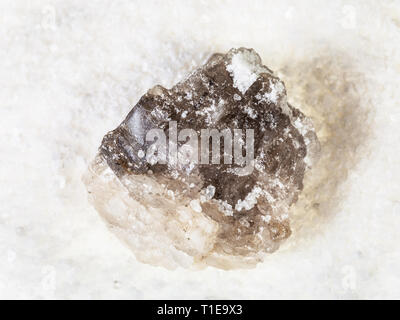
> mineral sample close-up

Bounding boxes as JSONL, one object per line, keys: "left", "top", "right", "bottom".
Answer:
{"left": 83, "top": 48, "right": 320, "bottom": 269}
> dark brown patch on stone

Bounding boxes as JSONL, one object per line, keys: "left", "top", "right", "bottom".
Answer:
{"left": 97, "top": 48, "right": 319, "bottom": 257}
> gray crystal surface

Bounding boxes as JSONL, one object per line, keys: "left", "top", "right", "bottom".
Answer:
{"left": 84, "top": 48, "right": 320, "bottom": 269}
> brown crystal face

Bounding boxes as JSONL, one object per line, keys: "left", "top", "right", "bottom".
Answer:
{"left": 85, "top": 48, "right": 319, "bottom": 269}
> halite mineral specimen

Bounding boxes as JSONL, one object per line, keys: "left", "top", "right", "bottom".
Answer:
{"left": 83, "top": 48, "right": 320, "bottom": 269}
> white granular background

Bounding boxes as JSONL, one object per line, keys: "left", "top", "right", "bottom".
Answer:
{"left": 1, "top": 0, "right": 400, "bottom": 299}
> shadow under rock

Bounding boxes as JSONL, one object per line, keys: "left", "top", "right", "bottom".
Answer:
{"left": 276, "top": 51, "right": 373, "bottom": 246}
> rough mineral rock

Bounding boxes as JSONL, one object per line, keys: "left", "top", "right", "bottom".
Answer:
{"left": 83, "top": 48, "right": 320, "bottom": 269}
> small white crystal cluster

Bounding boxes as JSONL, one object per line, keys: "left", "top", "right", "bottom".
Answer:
{"left": 226, "top": 50, "right": 272, "bottom": 94}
